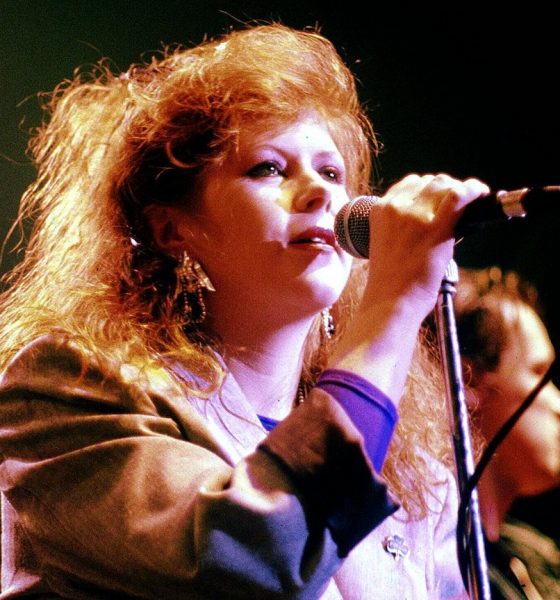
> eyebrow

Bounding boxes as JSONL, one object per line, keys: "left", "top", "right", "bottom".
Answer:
{"left": 255, "top": 146, "right": 344, "bottom": 168}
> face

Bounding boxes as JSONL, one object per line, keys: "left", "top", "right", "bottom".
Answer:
{"left": 172, "top": 115, "right": 353, "bottom": 325}
{"left": 477, "top": 303, "right": 560, "bottom": 496}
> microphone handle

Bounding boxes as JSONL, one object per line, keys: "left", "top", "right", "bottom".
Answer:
{"left": 335, "top": 186, "right": 560, "bottom": 259}
{"left": 455, "top": 185, "right": 560, "bottom": 237}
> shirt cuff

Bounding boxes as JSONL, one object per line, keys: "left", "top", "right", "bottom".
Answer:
{"left": 316, "top": 369, "right": 398, "bottom": 472}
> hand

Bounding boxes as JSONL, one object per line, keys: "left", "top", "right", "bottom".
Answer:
{"left": 328, "top": 173, "right": 489, "bottom": 403}
{"left": 364, "top": 173, "right": 489, "bottom": 314}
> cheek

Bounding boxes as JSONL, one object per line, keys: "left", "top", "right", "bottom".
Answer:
{"left": 225, "top": 188, "right": 284, "bottom": 231}
{"left": 341, "top": 254, "right": 354, "bottom": 281}
{"left": 478, "top": 380, "right": 528, "bottom": 437}
{"left": 514, "top": 413, "right": 546, "bottom": 447}
{"left": 194, "top": 207, "right": 277, "bottom": 256}
{"left": 507, "top": 403, "right": 557, "bottom": 464}
{"left": 507, "top": 414, "right": 560, "bottom": 494}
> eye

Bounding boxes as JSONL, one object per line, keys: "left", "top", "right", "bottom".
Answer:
{"left": 534, "top": 361, "right": 552, "bottom": 378}
{"left": 320, "top": 165, "right": 344, "bottom": 184}
{"left": 247, "top": 161, "right": 285, "bottom": 178}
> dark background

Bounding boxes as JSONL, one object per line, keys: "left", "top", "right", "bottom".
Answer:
{"left": 0, "top": 8, "right": 560, "bottom": 352}
{"left": 1, "top": 0, "right": 559, "bottom": 537}
{"left": 1, "top": 3, "right": 559, "bottom": 359}
{"left": 4, "top": 0, "right": 560, "bottom": 318}
{"left": 4, "top": 0, "right": 560, "bottom": 360}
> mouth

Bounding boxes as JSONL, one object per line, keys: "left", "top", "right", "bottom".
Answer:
{"left": 289, "top": 227, "right": 336, "bottom": 248}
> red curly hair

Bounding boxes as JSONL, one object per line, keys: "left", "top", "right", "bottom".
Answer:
{"left": 0, "top": 23, "right": 453, "bottom": 518}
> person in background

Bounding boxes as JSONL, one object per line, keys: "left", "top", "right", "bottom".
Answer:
{"left": 454, "top": 266, "right": 560, "bottom": 599}
{"left": 0, "top": 22, "right": 488, "bottom": 599}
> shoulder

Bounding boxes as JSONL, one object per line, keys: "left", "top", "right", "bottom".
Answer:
{"left": 0, "top": 330, "right": 185, "bottom": 415}
{"left": 1, "top": 330, "right": 90, "bottom": 379}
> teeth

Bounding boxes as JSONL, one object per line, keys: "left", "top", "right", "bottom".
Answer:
{"left": 293, "top": 236, "right": 330, "bottom": 244}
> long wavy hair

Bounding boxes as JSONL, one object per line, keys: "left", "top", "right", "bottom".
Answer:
{"left": 0, "top": 23, "right": 453, "bottom": 518}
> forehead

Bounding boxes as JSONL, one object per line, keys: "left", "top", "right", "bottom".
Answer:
{"left": 235, "top": 115, "right": 341, "bottom": 153}
{"left": 502, "top": 303, "right": 555, "bottom": 365}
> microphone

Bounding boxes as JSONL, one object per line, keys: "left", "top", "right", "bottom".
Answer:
{"left": 334, "top": 186, "right": 560, "bottom": 259}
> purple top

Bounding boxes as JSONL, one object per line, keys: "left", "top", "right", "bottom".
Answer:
{"left": 259, "top": 368, "right": 398, "bottom": 472}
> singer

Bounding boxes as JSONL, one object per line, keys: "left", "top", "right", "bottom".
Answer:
{"left": 0, "top": 23, "right": 487, "bottom": 599}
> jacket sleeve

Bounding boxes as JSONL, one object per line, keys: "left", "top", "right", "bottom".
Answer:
{"left": 0, "top": 334, "right": 397, "bottom": 599}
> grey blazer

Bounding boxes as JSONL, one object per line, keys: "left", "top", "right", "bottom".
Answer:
{"left": 0, "top": 333, "right": 467, "bottom": 599}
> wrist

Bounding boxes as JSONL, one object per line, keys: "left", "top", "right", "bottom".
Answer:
{"left": 328, "top": 298, "right": 425, "bottom": 403}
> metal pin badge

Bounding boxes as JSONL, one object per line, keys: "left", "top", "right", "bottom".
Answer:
{"left": 383, "top": 534, "right": 409, "bottom": 561}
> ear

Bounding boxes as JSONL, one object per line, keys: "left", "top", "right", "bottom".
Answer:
{"left": 461, "top": 360, "right": 486, "bottom": 409}
{"left": 463, "top": 363, "right": 498, "bottom": 410}
{"left": 143, "top": 204, "right": 189, "bottom": 255}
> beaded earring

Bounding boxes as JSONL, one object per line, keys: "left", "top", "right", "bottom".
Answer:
{"left": 176, "top": 250, "right": 215, "bottom": 323}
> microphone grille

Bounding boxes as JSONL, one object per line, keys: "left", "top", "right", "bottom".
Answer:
{"left": 334, "top": 196, "right": 377, "bottom": 259}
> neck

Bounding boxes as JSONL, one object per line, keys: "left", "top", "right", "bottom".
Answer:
{"left": 211, "top": 309, "right": 317, "bottom": 419}
{"left": 478, "top": 463, "right": 517, "bottom": 541}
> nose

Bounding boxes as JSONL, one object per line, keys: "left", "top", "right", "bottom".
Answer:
{"left": 545, "top": 381, "right": 560, "bottom": 417}
{"left": 291, "top": 171, "right": 334, "bottom": 214}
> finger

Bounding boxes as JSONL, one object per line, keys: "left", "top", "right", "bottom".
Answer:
{"left": 434, "top": 177, "right": 490, "bottom": 230}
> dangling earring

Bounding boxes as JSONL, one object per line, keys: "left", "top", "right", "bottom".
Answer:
{"left": 176, "top": 250, "right": 215, "bottom": 324}
{"left": 294, "top": 309, "right": 335, "bottom": 408}
{"left": 321, "top": 307, "right": 335, "bottom": 340}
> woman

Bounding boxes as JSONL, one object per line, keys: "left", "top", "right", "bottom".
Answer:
{"left": 454, "top": 267, "right": 560, "bottom": 599}
{"left": 0, "top": 23, "right": 488, "bottom": 598}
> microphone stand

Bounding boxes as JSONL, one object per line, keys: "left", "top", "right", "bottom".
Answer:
{"left": 434, "top": 260, "right": 491, "bottom": 600}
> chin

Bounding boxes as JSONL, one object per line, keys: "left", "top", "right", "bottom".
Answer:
{"left": 519, "top": 467, "right": 560, "bottom": 497}
{"left": 307, "top": 283, "right": 346, "bottom": 310}
{"left": 305, "top": 264, "right": 350, "bottom": 302}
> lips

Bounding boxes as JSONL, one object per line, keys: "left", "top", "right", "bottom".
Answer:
{"left": 290, "top": 227, "right": 336, "bottom": 248}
